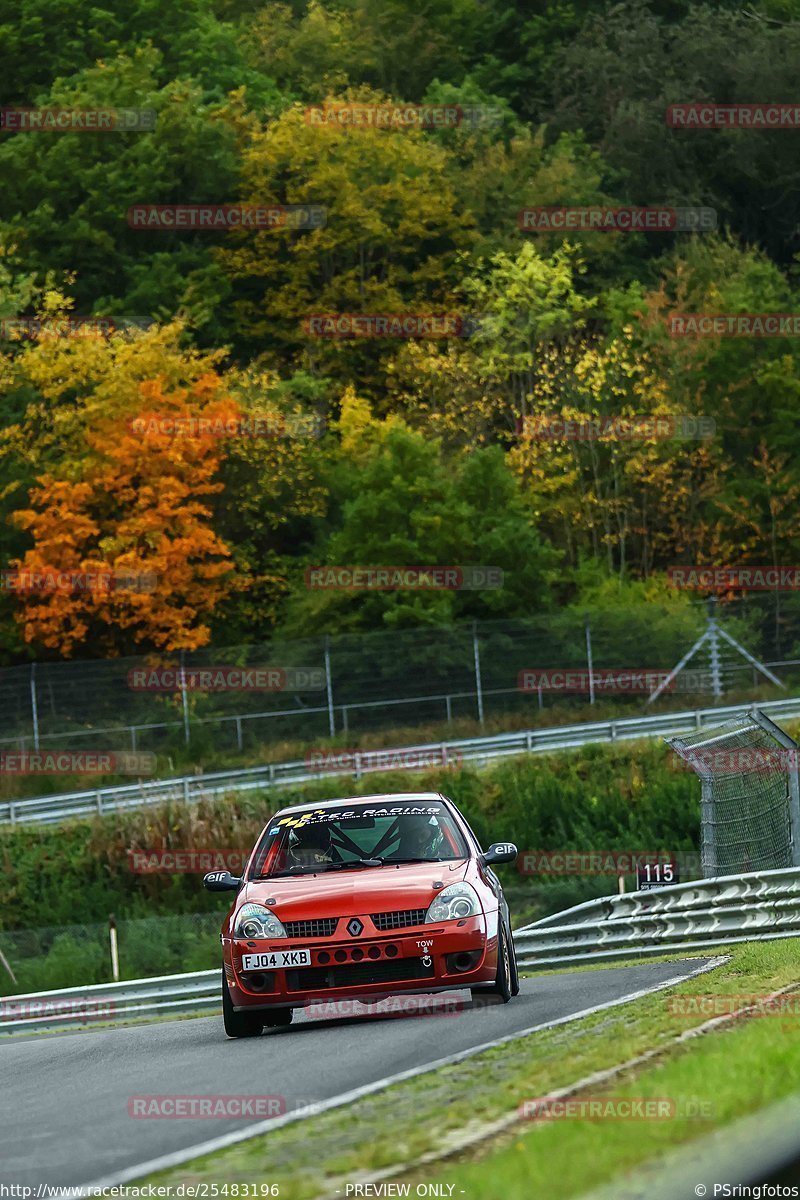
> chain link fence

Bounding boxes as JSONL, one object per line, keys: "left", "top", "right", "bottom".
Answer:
{"left": 668, "top": 709, "right": 800, "bottom": 877}
{"left": 2, "top": 597, "right": 800, "bottom": 763}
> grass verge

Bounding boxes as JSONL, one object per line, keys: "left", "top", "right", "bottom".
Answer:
{"left": 142, "top": 940, "right": 800, "bottom": 1199}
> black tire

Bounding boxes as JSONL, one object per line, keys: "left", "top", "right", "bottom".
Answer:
{"left": 222, "top": 970, "right": 263, "bottom": 1039}
{"left": 263, "top": 1008, "right": 293, "bottom": 1028}
{"left": 493, "top": 924, "right": 513, "bottom": 1003}
{"left": 471, "top": 925, "right": 513, "bottom": 1004}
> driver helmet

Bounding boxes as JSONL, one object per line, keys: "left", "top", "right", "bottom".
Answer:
{"left": 397, "top": 815, "right": 444, "bottom": 860}
{"left": 288, "top": 821, "right": 334, "bottom": 867}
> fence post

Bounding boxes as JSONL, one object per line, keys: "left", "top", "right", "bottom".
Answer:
{"left": 585, "top": 617, "right": 595, "bottom": 706}
{"left": 30, "top": 662, "right": 40, "bottom": 751}
{"left": 180, "top": 650, "right": 191, "bottom": 745}
{"left": 235, "top": 716, "right": 243, "bottom": 751}
{"left": 472, "top": 622, "right": 484, "bottom": 726}
{"left": 0, "top": 948, "right": 17, "bottom": 985}
{"left": 700, "top": 776, "right": 716, "bottom": 877}
{"left": 324, "top": 636, "right": 335, "bottom": 737}
{"left": 445, "top": 695, "right": 452, "bottom": 723}
{"left": 109, "top": 915, "right": 120, "bottom": 982}
{"left": 707, "top": 604, "right": 723, "bottom": 701}
{"left": 789, "top": 758, "right": 800, "bottom": 868}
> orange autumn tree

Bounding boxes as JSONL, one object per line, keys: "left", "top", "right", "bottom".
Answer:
{"left": 11, "top": 374, "right": 238, "bottom": 655}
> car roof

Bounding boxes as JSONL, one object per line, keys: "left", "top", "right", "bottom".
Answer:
{"left": 271, "top": 792, "right": 449, "bottom": 818}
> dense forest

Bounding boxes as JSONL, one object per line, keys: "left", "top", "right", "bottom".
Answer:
{"left": 2, "top": 0, "right": 800, "bottom": 663}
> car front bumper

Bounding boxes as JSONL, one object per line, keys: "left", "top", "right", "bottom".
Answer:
{"left": 224, "top": 911, "right": 500, "bottom": 1011}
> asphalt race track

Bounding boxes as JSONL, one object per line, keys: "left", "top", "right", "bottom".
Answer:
{"left": 0, "top": 959, "right": 717, "bottom": 1187}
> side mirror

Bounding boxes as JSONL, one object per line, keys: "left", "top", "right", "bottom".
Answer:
{"left": 480, "top": 842, "right": 518, "bottom": 867}
{"left": 203, "top": 871, "right": 242, "bottom": 892}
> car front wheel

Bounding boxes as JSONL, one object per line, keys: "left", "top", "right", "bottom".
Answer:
{"left": 222, "top": 970, "right": 264, "bottom": 1038}
{"left": 472, "top": 924, "right": 513, "bottom": 1004}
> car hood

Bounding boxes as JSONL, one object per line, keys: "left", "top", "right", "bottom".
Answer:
{"left": 240, "top": 859, "right": 470, "bottom": 920}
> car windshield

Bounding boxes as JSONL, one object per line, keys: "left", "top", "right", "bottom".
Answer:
{"left": 250, "top": 801, "right": 469, "bottom": 878}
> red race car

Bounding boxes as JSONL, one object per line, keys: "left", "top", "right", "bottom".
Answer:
{"left": 204, "top": 791, "right": 519, "bottom": 1037}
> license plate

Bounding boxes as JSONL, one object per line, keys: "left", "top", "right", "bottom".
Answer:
{"left": 242, "top": 949, "right": 311, "bottom": 970}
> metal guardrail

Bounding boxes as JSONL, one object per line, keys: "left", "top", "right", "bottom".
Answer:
{"left": 4, "top": 695, "right": 800, "bottom": 827}
{"left": 514, "top": 866, "right": 800, "bottom": 967}
{"left": 4, "top": 866, "right": 800, "bottom": 1033}
{"left": 0, "top": 970, "right": 220, "bottom": 1035}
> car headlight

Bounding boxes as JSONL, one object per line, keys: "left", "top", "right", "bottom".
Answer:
{"left": 234, "top": 903, "right": 287, "bottom": 939}
{"left": 425, "top": 883, "right": 481, "bottom": 923}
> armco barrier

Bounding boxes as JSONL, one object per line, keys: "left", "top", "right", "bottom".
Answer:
{"left": 3, "top": 696, "right": 800, "bottom": 827}
{"left": 514, "top": 866, "right": 800, "bottom": 967}
{"left": 0, "top": 970, "right": 219, "bottom": 1035}
{"left": 4, "top": 867, "right": 800, "bottom": 1033}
